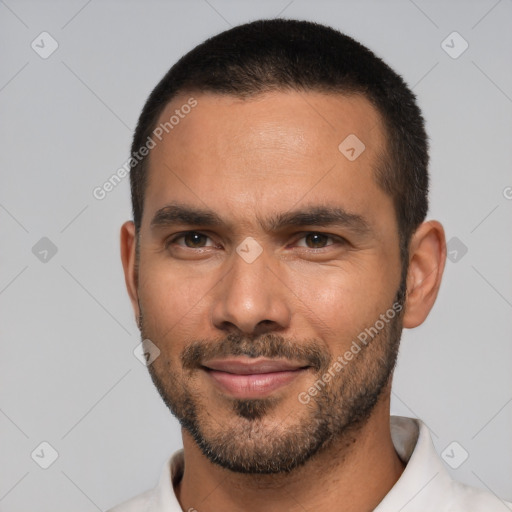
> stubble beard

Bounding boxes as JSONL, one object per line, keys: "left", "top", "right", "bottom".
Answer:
{"left": 141, "top": 280, "right": 405, "bottom": 475}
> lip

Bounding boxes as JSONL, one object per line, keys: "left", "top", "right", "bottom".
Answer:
{"left": 203, "top": 357, "right": 306, "bottom": 374}
{"left": 202, "top": 357, "right": 309, "bottom": 398}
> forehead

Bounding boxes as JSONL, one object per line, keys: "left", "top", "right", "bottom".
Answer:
{"left": 143, "top": 90, "right": 392, "bottom": 233}
{"left": 152, "top": 90, "right": 385, "bottom": 162}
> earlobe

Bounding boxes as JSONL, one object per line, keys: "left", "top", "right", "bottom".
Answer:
{"left": 120, "top": 220, "right": 140, "bottom": 322}
{"left": 402, "top": 220, "right": 446, "bottom": 329}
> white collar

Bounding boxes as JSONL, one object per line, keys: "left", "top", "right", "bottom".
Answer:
{"left": 110, "top": 416, "right": 510, "bottom": 511}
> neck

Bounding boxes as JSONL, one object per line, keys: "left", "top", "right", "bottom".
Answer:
{"left": 175, "top": 393, "right": 404, "bottom": 512}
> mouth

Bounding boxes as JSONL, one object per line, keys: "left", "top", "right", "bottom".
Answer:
{"left": 201, "top": 357, "right": 310, "bottom": 398}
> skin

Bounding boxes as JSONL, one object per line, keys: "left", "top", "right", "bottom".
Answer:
{"left": 120, "top": 90, "right": 446, "bottom": 512}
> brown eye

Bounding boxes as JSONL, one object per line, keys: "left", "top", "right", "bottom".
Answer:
{"left": 306, "top": 233, "right": 330, "bottom": 248}
{"left": 296, "top": 233, "right": 335, "bottom": 249}
{"left": 184, "top": 232, "right": 208, "bottom": 247}
{"left": 170, "top": 232, "right": 213, "bottom": 248}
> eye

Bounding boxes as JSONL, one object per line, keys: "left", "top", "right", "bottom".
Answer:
{"left": 294, "top": 232, "right": 342, "bottom": 249}
{"left": 167, "top": 231, "right": 214, "bottom": 249}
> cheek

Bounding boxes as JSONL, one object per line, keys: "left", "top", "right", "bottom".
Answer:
{"left": 286, "top": 262, "right": 393, "bottom": 342}
{"left": 138, "top": 262, "right": 216, "bottom": 334}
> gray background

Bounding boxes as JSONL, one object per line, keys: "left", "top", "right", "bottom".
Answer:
{"left": 1, "top": 0, "right": 511, "bottom": 510}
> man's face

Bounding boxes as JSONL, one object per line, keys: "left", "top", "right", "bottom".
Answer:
{"left": 134, "top": 91, "right": 404, "bottom": 473}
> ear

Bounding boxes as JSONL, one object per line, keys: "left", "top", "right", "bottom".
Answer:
{"left": 403, "top": 220, "right": 446, "bottom": 329}
{"left": 120, "top": 220, "right": 140, "bottom": 324}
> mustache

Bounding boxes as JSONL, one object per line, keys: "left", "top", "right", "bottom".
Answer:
{"left": 181, "top": 332, "right": 330, "bottom": 373}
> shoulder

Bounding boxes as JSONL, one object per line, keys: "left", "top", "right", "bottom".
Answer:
{"left": 382, "top": 417, "right": 511, "bottom": 511}
{"left": 106, "top": 450, "right": 184, "bottom": 512}
{"left": 444, "top": 479, "right": 512, "bottom": 511}
{"left": 106, "top": 487, "right": 157, "bottom": 512}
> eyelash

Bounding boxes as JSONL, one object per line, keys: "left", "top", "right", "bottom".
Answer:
{"left": 165, "top": 231, "right": 347, "bottom": 251}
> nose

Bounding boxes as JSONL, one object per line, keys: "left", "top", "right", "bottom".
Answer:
{"left": 211, "top": 246, "right": 291, "bottom": 337}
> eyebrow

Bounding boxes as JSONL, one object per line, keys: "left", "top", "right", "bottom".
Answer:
{"left": 150, "top": 202, "right": 371, "bottom": 236}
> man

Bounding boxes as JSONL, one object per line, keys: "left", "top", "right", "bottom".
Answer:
{"left": 111, "top": 18, "right": 509, "bottom": 511}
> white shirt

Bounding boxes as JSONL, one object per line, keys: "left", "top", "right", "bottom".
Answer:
{"left": 108, "top": 416, "right": 511, "bottom": 511}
